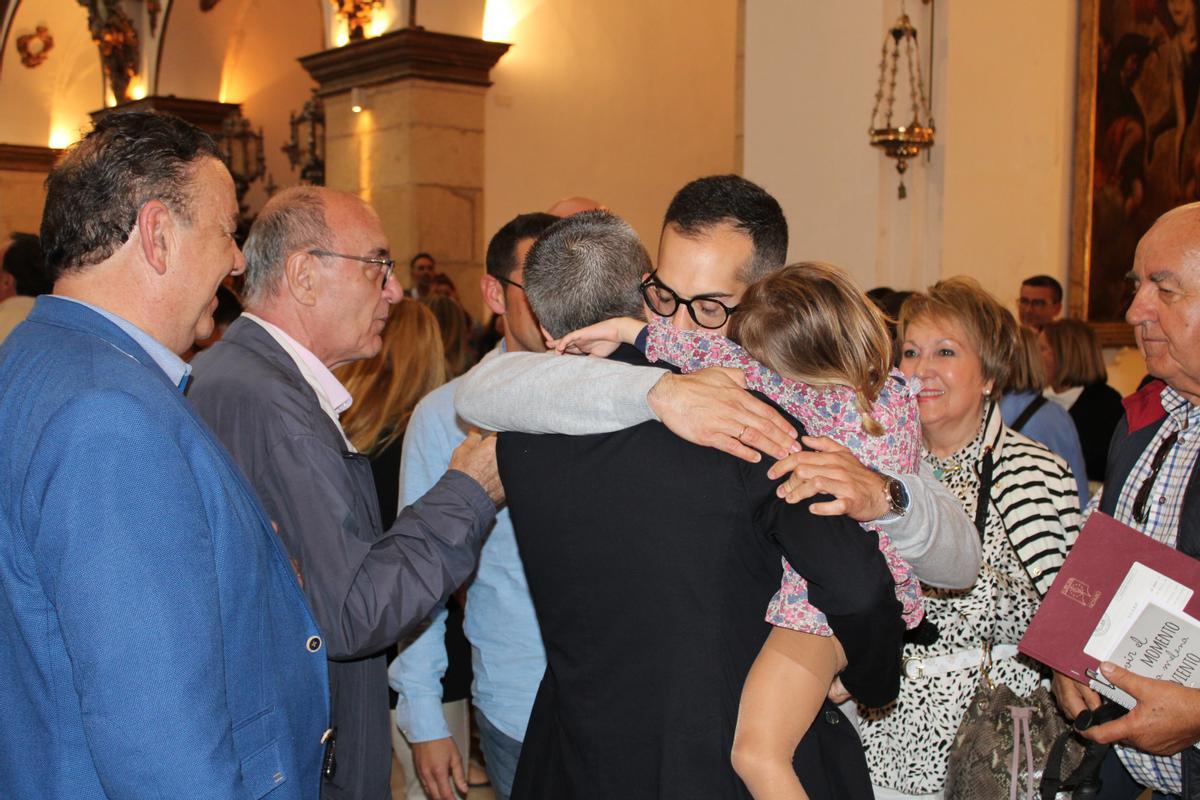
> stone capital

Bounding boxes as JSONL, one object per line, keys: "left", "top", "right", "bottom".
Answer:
{"left": 299, "top": 28, "right": 510, "bottom": 96}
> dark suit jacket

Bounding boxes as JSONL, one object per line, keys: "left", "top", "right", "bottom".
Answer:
{"left": 190, "top": 316, "right": 495, "bottom": 800}
{"left": 1100, "top": 380, "right": 1200, "bottom": 799}
{"left": 1070, "top": 380, "right": 1125, "bottom": 482}
{"left": 498, "top": 346, "right": 904, "bottom": 800}
{"left": 0, "top": 298, "right": 329, "bottom": 799}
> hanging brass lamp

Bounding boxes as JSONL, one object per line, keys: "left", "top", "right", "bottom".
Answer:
{"left": 869, "top": 5, "right": 935, "bottom": 199}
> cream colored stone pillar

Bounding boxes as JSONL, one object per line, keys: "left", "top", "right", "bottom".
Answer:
{"left": 0, "top": 145, "right": 56, "bottom": 240}
{"left": 301, "top": 30, "right": 509, "bottom": 317}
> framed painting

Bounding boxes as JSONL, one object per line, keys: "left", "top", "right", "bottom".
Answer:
{"left": 1070, "top": 0, "right": 1200, "bottom": 346}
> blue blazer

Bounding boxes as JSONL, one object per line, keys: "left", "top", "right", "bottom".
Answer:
{"left": 0, "top": 298, "right": 329, "bottom": 799}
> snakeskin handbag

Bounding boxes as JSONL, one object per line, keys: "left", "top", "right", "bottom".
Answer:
{"left": 944, "top": 647, "right": 1083, "bottom": 800}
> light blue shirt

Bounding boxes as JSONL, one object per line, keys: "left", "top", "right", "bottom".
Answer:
{"left": 1000, "top": 389, "right": 1089, "bottom": 506}
{"left": 390, "top": 368, "right": 546, "bottom": 743}
{"left": 51, "top": 296, "right": 191, "bottom": 390}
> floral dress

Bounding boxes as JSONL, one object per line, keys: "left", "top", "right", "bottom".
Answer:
{"left": 642, "top": 318, "right": 924, "bottom": 634}
{"left": 856, "top": 408, "right": 1046, "bottom": 796}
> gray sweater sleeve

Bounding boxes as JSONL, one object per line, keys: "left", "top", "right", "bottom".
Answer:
{"left": 877, "top": 462, "right": 982, "bottom": 590}
{"left": 454, "top": 351, "right": 667, "bottom": 434}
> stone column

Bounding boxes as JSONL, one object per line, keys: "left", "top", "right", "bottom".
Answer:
{"left": 0, "top": 145, "right": 57, "bottom": 239}
{"left": 300, "top": 29, "right": 509, "bottom": 316}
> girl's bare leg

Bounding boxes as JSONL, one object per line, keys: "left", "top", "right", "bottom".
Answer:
{"left": 731, "top": 628, "right": 841, "bottom": 800}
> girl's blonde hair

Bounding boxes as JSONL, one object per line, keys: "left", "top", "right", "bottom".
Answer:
{"left": 728, "top": 262, "right": 892, "bottom": 435}
{"left": 335, "top": 299, "right": 446, "bottom": 454}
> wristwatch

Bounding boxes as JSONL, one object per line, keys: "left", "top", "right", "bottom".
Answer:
{"left": 883, "top": 475, "right": 910, "bottom": 518}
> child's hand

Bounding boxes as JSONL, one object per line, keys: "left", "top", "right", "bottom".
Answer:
{"left": 548, "top": 317, "right": 644, "bottom": 357}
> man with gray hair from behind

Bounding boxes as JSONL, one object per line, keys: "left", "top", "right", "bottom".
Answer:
{"left": 487, "top": 209, "right": 899, "bottom": 798}
{"left": 521, "top": 209, "right": 646, "bottom": 337}
{"left": 188, "top": 185, "right": 504, "bottom": 800}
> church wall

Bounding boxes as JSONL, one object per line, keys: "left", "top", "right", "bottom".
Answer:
{"left": 158, "top": 0, "right": 323, "bottom": 215}
{"left": 743, "top": 1, "right": 1077, "bottom": 310}
{"left": 481, "top": 0, "right": 740, "bottom": 255}
{"left": 0, "top": 169, "right": 45, "bottom": 239}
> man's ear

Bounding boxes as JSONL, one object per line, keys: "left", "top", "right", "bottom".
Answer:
{"left": 284, "top": 250, "right": 319, "bottom": 306}
{"left": 480, "top": 274, "right": 506, "bottom": 317}
{"left": 136, "top": 200, "right": 173, "bottom": 276}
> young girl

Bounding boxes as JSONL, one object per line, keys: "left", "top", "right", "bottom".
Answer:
{"left": 552, "top": 262, "right": 924, "bottom": 800}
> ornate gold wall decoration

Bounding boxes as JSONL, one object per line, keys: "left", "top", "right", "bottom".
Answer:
{"left": 76, "top": 1, "right": 141, "bottom": 103}
{"left": 330, "top": 0, "right": 385, "bottom": 42}
{"left": 16, "top": 26, "right": 54, "bottom": 68}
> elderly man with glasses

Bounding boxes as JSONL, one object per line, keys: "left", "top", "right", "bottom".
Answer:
{"left": 1052, "top": 203, "right": 1200, "bottom": 800}
{"left": 189, "top": 185, "right": 505, "bottom": 800}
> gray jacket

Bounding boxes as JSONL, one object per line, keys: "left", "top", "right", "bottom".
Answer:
{"left": 189, "top": 316, "right": 494, "bottom": 800}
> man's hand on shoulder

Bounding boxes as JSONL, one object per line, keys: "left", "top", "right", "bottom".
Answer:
{"left": 449, "top": 430, "right": 504, "bottom": 507}
{"left": 1078, "top": 662, "right": 1200, "bottom": 755}
{"left": 411, "top": 736, "right": 467, "bottom": 800}
{"left": 766, "top": 435, "right": 891, "bottom": 520}
{"left": 646, "top": 367, "right": 798, "bottom": 463}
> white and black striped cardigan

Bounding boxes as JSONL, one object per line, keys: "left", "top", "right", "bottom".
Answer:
{"left": 976, "top": 401, "right": 1082, "bottom": 596}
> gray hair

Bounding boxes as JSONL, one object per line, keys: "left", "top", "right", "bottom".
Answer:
{"left": 242, "top": 186, "right": 332, "bottom": 303}
{"left": 523, "top": 210, "right": 651, "bottom": 338}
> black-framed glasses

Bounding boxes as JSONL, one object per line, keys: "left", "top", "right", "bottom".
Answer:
{"left": 496, "top": 275, "right": 524, "bottom": 292}
{"left": 1132, "top": 429, "right": 1180, "bottom": 525}
{"left": 640, "top": 272, "right": 737, "bottom": 330}
{"left": 308, "top": 249, "right": 396, "bottom": 287}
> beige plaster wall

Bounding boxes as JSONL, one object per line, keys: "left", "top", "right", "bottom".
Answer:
{"left": 481, "top": 0, "right": 739, "bottom": 256}
{"left": 743, "top": 0, "right": 1076, "bottom": 311}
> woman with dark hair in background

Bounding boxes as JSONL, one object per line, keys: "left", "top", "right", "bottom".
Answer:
{"left": 1039, "top": 318, "right": 1125, "bottom": 487}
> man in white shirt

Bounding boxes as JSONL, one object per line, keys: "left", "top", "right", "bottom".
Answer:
{"left": 188, "top": 185, "right": 504, "bottom": 800}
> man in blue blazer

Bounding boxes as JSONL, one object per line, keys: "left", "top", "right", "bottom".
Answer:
{"left": 0, "top": 112, "right": 329, "bottom": 798}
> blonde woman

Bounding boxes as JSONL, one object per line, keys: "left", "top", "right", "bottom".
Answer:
{"left": 423, "top": 294, "right": 476, "bottom": 379}
{"left": 999, "top": 326, "right": 1089, "bottom": 505}
{"left": 1039, "top": 318, "right": 1125, "bottom": 485}
{"left": 336, "top": 298, "right": 446, "bottom": 521}
{"left": 860, "top": 278, "right": 1081, "bottom": 798}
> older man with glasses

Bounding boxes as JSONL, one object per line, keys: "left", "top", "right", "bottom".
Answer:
{"left": 188, "top": 185, "right": 505, "bottom": 800}
{"left": 1052, "top": 202, "right": 1200, "bottom": 800}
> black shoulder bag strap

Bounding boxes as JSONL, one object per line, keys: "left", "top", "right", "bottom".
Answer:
{"left": 974, "top": 446, "right": 995, "bottom": 537}
{"left": 1011, "top": 395, "right": 1048, "bottom": 433}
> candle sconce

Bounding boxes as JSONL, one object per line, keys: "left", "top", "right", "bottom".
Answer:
{"left": 282, "top": 92, "right": 326, "bottom": 186}
{"left": 217, "top": 115, "right": 266, "bottom": 214}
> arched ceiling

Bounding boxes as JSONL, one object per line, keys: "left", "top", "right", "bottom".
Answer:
{"left": 0, "top": 0, "right": 103, "bottom": 147}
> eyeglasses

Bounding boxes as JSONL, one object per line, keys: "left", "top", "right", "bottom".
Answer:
{"left": 1132, "top": 429, "right": 1180, "bottom": 525}
{"left": 640, "top": 273, "right": 737, "bottom": 330}
{"left": 496, "top": 275, "right": 524, "bottom": 291}
{"left": 308, "top": 249, "right": 395, "bottom": 288}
